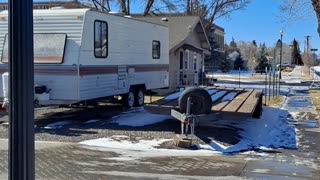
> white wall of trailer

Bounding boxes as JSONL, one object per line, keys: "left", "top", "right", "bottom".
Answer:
{"left": 0, "top": 9, "right": 169, "bottom": 104}
{"left": 0, "top": 9, "right": 87, "bottom": 102}
{"left": 78, "top": 11, "right": 169, "bottom": 100}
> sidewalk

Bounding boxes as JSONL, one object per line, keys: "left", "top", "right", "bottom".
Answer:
{"left": 0, "top": 138, "right": 319, "bottom": 180}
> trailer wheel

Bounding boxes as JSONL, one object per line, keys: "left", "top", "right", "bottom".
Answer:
{"left": 178, "top": 87, "right": 211, "bottom": 115}
{"left": 122, "top": 89, "right": 135, "bottom": 108}
{"left": 135, "top": 88, "right": 144, "bottom": 107}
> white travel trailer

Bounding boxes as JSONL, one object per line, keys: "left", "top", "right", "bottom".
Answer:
{"left": 0, "top": 8, "right": 169, "bottom": 107}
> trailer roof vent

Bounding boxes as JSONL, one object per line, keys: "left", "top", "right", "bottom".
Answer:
{"left": 109, "top": 11, "right": 123, "bottom": 16}
{"left": 161, "top": 18, "right": 168, "bottom": 22}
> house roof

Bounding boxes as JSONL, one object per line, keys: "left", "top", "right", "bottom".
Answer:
{"left": 135, "top": 15, "right": 210, "bottom": 52}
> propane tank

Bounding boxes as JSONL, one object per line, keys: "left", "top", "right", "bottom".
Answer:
{"left": 2, "top": 72, "right": 9, "bottom": 108}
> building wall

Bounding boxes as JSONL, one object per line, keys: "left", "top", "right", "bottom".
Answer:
{"left": 211, "top": 25, "right": 225, "bottom": 52}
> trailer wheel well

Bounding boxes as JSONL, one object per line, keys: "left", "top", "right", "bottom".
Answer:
{"left": 130, "top": 84, "right": 146, "bottom": 91}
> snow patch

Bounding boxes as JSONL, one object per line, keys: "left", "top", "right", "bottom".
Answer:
{"left": 84, "top": 119, "right": 100, "bottom": 124}
{"left": 211, "top": 91, "right": 227, "bottom": 102}
{"left": 111, "top": 107, "right": 171, "bottom": 127}
{"left": 198, "top": 107, "right": 297, "bottom": 154}
{"left": 43, "top": 121, "right": 73, "bottom": 129}
{"left": 164, "top": 91, "right": 182, "bottom": 100}
{"left": 222, "top": 92, "right": 238, "bottom": 101}
{"left": 80, "top": 138, "right": 219, "bottom": 160}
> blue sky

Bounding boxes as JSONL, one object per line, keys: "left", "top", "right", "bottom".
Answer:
{"left": 125, "top": 0, "right": 319, "bottom": 51}
{"left": 215, "top": 0, "right": 320, "bottom": 51}
{"left": 2, "top": 0, "right": 318, "bottom": 51}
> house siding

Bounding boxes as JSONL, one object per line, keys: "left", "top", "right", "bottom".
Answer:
{"left": 168, "top": 29, "right": 204, "bottom": 90}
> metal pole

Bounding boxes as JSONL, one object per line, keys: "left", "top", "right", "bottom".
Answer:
{"left": 9, "top": 0, "right": 35, "bottom": 179}
{"left": 265, "top": 67, "right": 267, "bottom": 105}
{"left": 273, "top": 69, "right": 275, "bottom": 97}
{"left": 238, "top": 67, "right": 241, "bottom": 88}
{"left": 278, "top": 65, "right": 280, "bottom": 96}
{"left": 269, "top": 67, "right": 271, "bottom": 102}
{"left": 273, "top": 49, "right": 276, "bottom": 97}
{"left": 185, "top": 97, "right": 191, "bottom": 135}
{"left": 279, "top": 31, "right": 283, "bottom": 79}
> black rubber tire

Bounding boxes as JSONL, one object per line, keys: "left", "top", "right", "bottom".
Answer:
{"left": 134, "top": 88, "right": 145, "bottom": 107}
{"left": 121, "top": 88, "right": 135, "bottom": 108}
{"left": 178, "top": 87, "right": 212, "bottom": 115}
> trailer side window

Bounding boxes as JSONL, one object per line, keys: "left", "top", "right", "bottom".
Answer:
{"left": 152, "top": 40, "right": 160, "bottom": 59}
{"left": 94, "top": 20, "right": 108, "bottom": 58}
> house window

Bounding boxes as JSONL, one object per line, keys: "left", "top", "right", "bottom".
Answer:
{"left": 184, "top": 51, "right": 189, "bottom": 69}
{"left": 179, "top": 51, "right": 183, "bottom": 69}
{"left": 152, "top": 40, "right": 160, "bottom": 59}
{"left": 94, "top": 20, "right": 108, "bottom": 58}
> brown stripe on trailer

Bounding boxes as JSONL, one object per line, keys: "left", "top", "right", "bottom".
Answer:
{"left": 134, "top": 65, "right": 169, "bottom": 72}
{"left": 0, "top": 64, "right": 169, "bottom": 75}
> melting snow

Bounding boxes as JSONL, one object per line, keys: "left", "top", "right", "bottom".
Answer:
{"left": 211, "top": 91, "right": 227, "bottom": 102}
{"left": 198, "top": 107, "right": 297, "bottom": 154}
{"left": 80, "top": 137, "right": 218, "bottom": 160}
{"left": 111, "top": 107, "right": 171, "bottom": 127}
{"left": 43, "top": 121, "right": 73, "bottom": 129}
{"left": 164, "top": 91, "right": 182, "bottom": 100}
{"left": 221, "top": 92, "right": 238, "bottom": 101}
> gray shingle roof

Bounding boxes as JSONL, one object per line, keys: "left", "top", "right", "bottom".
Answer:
{"left": 135, "top": 16, "right": 200, "bottom": 50}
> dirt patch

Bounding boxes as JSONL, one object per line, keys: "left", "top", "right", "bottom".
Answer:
{"left": 264, "top": 96, "right": 284, "bottom": 107}
{"left": 309, "top": 90, "right": 320, "bottom": 111}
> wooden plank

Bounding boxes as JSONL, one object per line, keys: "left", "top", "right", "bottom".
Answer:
{"left": 237, "top": 90, "right": 263, "bottom": 114}
{"left": 211, "top": 90, "right": 243, "bottom": 111}
{"left": 222, "top": 89, "right": 254, "bottom": 112}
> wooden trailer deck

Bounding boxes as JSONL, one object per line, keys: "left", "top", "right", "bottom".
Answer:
{"left": 145, "top": 86, "right": 263, "bottom": 118}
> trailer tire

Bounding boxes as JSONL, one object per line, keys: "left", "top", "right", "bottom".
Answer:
{"left": 122, "top": 88, "right": 135, "bottom": 108}
{"left": 178, "top": 87, "right": 211, "bottom": 115}
{"left": 134, "top": 88, "right": 144, "bottom": 107}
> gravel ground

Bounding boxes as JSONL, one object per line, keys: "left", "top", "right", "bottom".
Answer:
{"left": 0, "top": 101, "right": 240, "bottom": 149}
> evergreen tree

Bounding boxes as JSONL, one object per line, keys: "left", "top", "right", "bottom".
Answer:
{"left": 252, "top": 40, "right": 257, "bottom": 47}
{"left": 234, "top": 55, "right": 244, "bottom": 70}
{"left": 204, "top": 29, "right": 223, "bottom": 71}
{"left": 255, "top": 43, "right": 269, "bottom": 73}
{"left": 220, "top": 49, "right": 231, "bottom": 72}
{"left": 229, "top": 37, "right": 237, "bottom": 51}
{"left": 291, "top": 39, "right": 303, "bottom": 65}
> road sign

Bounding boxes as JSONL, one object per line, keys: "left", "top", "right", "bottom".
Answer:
{"left": 311, "top": 48, "right": 318, "bottom": 51}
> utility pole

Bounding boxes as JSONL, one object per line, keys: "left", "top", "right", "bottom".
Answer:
{"left": 9, "top": 0, "right": 35, "bottom": 179}
{"left": 305, "top": 35, "right": 311, "bottom": 54}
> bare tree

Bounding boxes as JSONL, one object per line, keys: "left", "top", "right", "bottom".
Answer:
{"left": 185, "top": 0, "right": 250, "bottom": 25}
{"left": 85, "top": 0, "right": 111, "bottom": 12}
{"left": 237, "top": 41, "right": 257, "bottom": 73}
{"left": 280, "top": 0, "right": 320, "bottom": 36}
{"left": 311, "top": 0, "right": 320, "bottom": 35}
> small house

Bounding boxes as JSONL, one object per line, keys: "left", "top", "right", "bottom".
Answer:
{"left": 137, "top": 15, "right": 211, "bottom": 90}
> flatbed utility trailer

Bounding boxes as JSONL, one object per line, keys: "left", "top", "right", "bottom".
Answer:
{"left": 145, "top": 86, "right": 263, "bottom": 128}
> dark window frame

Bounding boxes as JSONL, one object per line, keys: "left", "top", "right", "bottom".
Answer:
{"left": 94, "top": 20, "right": 108, "bottom": 58}
{"left": 152, "top": 40, "right": 160, "bottom": 59}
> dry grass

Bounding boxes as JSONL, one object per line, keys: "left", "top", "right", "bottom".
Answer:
{"left": 263, "top": 96, "right": 284, "bottom": 107}
{"left": 309, "top": 90, "right": 320, "bottom": 111}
